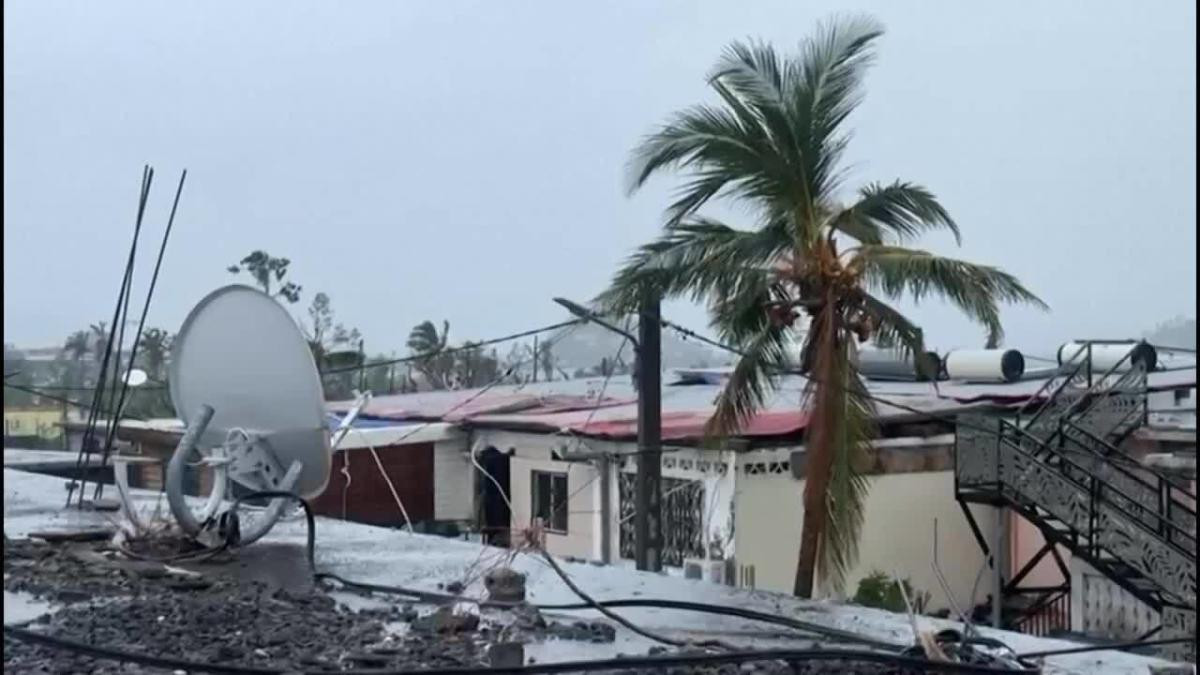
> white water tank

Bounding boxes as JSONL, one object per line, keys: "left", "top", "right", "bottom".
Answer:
{"left": 1057, "top": 341, "right": 1157, "bottom": 373}
{"left": 944, "top": 349, "right": 1026, "bottom": 383}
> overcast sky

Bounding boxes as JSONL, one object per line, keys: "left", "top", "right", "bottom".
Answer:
{"left": 4, "top": 1, "right": 1196, "bottom": 357}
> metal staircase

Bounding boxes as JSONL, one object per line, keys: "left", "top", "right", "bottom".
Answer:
{"left": 954, "top": 342, "right": 1196, "bottom": 661}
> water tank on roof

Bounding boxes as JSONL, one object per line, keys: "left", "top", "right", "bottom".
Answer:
{"left": 856, "top": 348, "right": 941, "bottom": 382}
{"left": 944, "top": 349, "right": 1025, "bottom": 383}
{"left": 1057, "top": 341, "right": 1157, "bottom": 373}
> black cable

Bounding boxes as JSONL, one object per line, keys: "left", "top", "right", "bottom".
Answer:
{"left": 1017, "top": 636, "right": 1195, "bottom": 659}
{"left": 1, "top": 626, "right": 1045, "bottom": 674}
{"left": 2, "top": 382, "right": 147, "bottom": 420}
{"left": 5, "top": 384, "right": 166, "bottom": 392}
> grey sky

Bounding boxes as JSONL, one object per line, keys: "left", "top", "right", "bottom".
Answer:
{"left": 4, "top": 1, "right": 1196, "bottom": 358}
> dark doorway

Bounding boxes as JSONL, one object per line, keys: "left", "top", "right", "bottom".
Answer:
{"left": 478, "top": 446, "right": 511, "bottom": 547}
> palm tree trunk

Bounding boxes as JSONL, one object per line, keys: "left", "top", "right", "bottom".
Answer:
{"left": 793, "top": 300, "right": 840, "bottom": 598}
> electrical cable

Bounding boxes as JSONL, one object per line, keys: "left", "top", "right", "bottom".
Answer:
{"left": 354, "top": 427, "right": 415, "bottom": 534}
{"left": 319, "top": 319, "right": 584, "bottom": 376}
{"left": 1, "top": 382, "right": 147, "bottom": 420}
{"left": 1017, "top": 637, "right": 1195, "bottom": 659}
{"left": 2, "top": 624, "right": 1056, "bottom": 674}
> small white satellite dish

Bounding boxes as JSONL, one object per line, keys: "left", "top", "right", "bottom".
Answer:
{"left": 123, "top": 368, "right": 148, "bottom": 388}
{"left": 158, "top": 284, "right": 354, "bottom": 547}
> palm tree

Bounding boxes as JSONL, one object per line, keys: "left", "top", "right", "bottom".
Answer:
{"left": 63, "top": 331, "right": 91, "bottom": 362}
{"left": 407, "top": 320, "right": 452, "bottom": 389}
{"left": 137, "top": 328, "right": 172, "bottom": 381}
{"left": 597, "top": 17, "right": 1046, "bottom": 598}
{"left": 227, "top": 250, "right": 302, "bottom": 303}
{"left": 89, "top": 322, "right": 109, "bottom": 363}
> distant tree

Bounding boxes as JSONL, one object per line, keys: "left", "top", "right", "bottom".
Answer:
{"left": 89, "top": 322, "right": 109, "bottom": 362}
{"left": 1144, "top": 316, "right": 1197, "bottom": 350}
{"left": 3, "top": 345, "right": 35, "bottom": 407}
{"left": 305, "top": 292, "right": 361, "bottom": 366}
{"left": 407, "top": 320, "right": 452, "bottom": 389}
{"left": 302, "top": 293, "right": 363, "bottom": 399}
{"left": 63, "top": 331, "right": 91, "bottom": 362}
{"left": 227, "top": 250, "right": 302, "bottom": 303}
{"left": 452, "top": 343, "right": 500, "bottom": 389}
{"left": 537, "top": 340, "right": 556, "bottom": 382}
{"left": 136, "top": 328, "right": 172, "bottom": 381}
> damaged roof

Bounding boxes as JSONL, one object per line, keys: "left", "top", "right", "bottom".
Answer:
{"left": 327, "top": 367, "right": 1197, "bottom": 441}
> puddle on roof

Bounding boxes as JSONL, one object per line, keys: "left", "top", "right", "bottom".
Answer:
{"left": 3, "top": 589, "right": 53, "bottom": 626}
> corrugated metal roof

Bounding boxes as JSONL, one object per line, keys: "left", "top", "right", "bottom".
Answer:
{"left": 330, "top": 367, "right": 1197, "bottom": 441}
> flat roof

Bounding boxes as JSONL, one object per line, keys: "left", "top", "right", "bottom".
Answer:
{"left": 1, "top": 466, "right": 1184, "bottom": 674}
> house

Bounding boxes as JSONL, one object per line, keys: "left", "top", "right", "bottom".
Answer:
{"left": 327, "top": 356, "right": 1196, "bottom": 652}
{"left": 61, "top": 416, "right": 465, "bottom": 534}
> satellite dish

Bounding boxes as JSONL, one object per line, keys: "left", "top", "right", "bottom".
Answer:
{"left": 123, "top": 368, "right": 148, "bottom": 388}
{"left": 160, "top": 284, "right": 337, "bottom": 546}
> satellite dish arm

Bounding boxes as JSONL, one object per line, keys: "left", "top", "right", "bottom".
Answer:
{"left": 166, "top": 405, "right": 216, "bottom": 537}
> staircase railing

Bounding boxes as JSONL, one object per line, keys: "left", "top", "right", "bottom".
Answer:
{"left": 957, "top": 416, "right": 1197, "bottom": 609}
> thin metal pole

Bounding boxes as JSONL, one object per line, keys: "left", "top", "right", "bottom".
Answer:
{"left": 95, "top": 169, "right": 186, "bottom": 501}
{"left": 991, "top": 505, "right": 1006, "bottom": 628}
{"left": 599, "top": 454, "right": 612, "bottom": 564}
{"left": 69, "top": 165, "right": 152, "bottom": 507}
{"left": 635, "top": 292, "right": 663, "bottom": 572}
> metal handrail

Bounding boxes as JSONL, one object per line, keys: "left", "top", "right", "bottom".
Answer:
{"left": 997, "top": 419, "right": 1196, "bottom": 555}
{"left": 1019, "top": 343, "right": 1091, "bottom": 430}
{"left": 1060, "top": 420, "right": 1198, "bottom": 517}
{"left": 1060, "top": 348, "right": 1140, "bottom": 422}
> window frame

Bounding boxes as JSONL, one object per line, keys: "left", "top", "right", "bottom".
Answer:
{"left": 531, "top": 469, "right": 569, "bottom": 534}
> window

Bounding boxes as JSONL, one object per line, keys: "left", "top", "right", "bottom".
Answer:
{"left": 531, "top": 470, "right": 568, "bottom": 533}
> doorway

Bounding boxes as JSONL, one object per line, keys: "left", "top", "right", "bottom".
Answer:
{"left": 478, "top": 446, "right": 511, "bottom": 547}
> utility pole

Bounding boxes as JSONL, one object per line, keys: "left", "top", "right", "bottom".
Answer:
{"left": 549, "top": 295, "right": 661, "bottom": 571}
{"left": 635, "top": 292, "right": 662, "bottom": 572}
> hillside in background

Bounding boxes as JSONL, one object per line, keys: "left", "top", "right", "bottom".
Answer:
{"left": 546, "top": 321, "right": 729, "bottom": 373}
{"left": 1143, "top": 316, "right": 1197, "bottom": 350}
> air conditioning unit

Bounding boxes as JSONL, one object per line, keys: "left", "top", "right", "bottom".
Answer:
{"left": 683, "top": 558, "right": 730, "bottom": 585}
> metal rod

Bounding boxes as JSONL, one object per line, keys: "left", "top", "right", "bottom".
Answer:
{"left": 95, "top": 169, "right": 186, "bottom": 501}
{"left": 68, "top": 166, "right": 152, "bottom": 508}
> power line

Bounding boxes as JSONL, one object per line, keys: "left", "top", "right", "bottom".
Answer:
{"left": 319, "top": 319, "right": 584, "bottom": 376}
{"left": 2, "top": 382, "right": 148, "bottom": 421}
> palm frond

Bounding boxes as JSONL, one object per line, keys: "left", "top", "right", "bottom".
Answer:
{"left": 594, "top": 217, "right": 791, "bottom": 314}
{"left": 704, "top": 321, "right": 790, "bottom": 438}
{"left": 857, "top": 292, "right": 938, "bottom": 379}
{"left": 856, "top": 245, "right": 1047, "bottom": 346}
{"left": 788, "top": 15, "right": 885, "bottom": 204}
{"left": 832, "top": 181, "right": 960, "bottom": 245}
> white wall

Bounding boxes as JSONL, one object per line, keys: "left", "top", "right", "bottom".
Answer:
{"left": 433, "top": 437, "right": 472, "bottom": 521}
{"left": 473, "top": 429, "right": 611, "bottom": 561}
{"left": 732, "top": 445, "right": 997, "bottom": 612}
{"left": 1070, "top": 557, "right": 1159, "bottom": 640}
